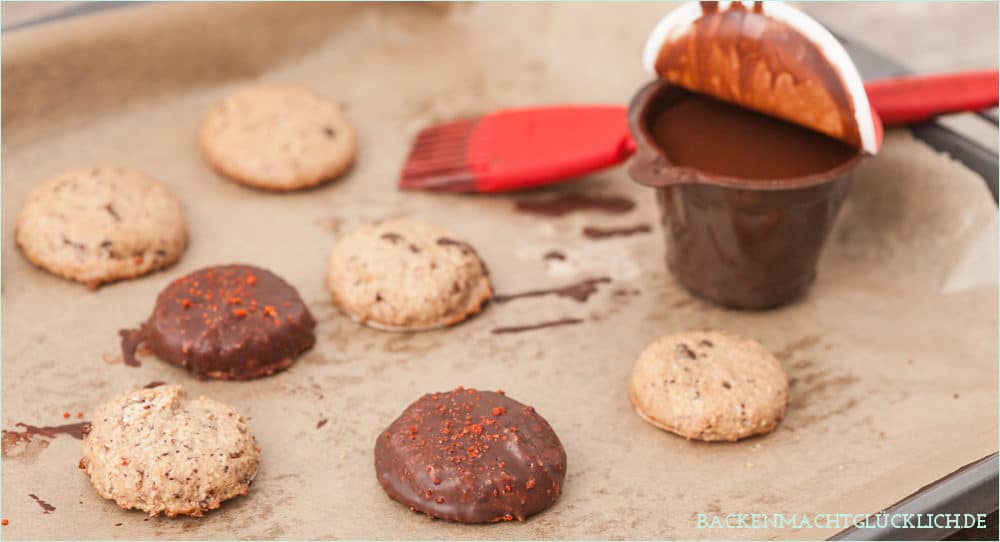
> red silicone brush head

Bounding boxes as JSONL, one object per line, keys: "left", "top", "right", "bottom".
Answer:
{"left": 399, "top": 106, "right": 634, "bottom": 193}
{"left": 399, "top": 118, "right": 481, "bottom": 192}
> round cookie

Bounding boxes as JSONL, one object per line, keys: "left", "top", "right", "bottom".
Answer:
{"left": 198, "top": 85, "right": 357, "bottom": 190}
{"left": 326, "top": 219, "right": 492, "bottom": 330}
{"left": 15, "top": 167, "right": 187, "bottom": 289}
{"left": 629, "top": 330, "right": 789, "bottom": 442}
{"left": 79, "top": 385, "right": 259, "bottom": 517}
{"left": 375, "top": 388, "right": 567, "bottom": 523}
{"left": 119, "top": 264, "right": 316, "bottom": 380}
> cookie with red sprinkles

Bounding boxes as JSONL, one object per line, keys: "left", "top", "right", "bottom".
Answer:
{"left": 374, "top": 387, "right": 567, "bottom": 523}
{"left": 119, "top": 264, "right": 315, "bottom": 380}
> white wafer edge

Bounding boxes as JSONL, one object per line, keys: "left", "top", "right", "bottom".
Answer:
{"left": 641, "top": 1, "right": 879, "bottom": 155}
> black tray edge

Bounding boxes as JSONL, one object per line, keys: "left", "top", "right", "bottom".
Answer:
{"left": 830, "top": 453, "right": 999, "bottom": 541}
{"left": 834, "top": 26, "right": 999, "bottom": 542}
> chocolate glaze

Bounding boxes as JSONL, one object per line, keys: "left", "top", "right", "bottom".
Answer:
{"left": 374, "top": 388, "right": 566, "bottom": 523}
{"left": 654, "top": 1, "right": 860, "bottom": 147}
{"left": 494, "top": 277, "right": 610, "bottom": 304}
{"left": 119, "top": 264, "right": 316, "bottom": 380}
{"left": 29, "top": 494, "right": 55, "bottom": 514}
{"left": 582, "top": 224, "right": 652, "bottom": 239}
{"left": 628, "top": 80, "right": 859, "bottom": 309}
{"left": 491, "top": 318, "right": 584, "bottom": 335}
{"left": 515, "top": 194, "right": 635, "bottom": 217}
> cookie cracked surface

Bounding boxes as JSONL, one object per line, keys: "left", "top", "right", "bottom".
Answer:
{"left": 15, "top": 167, "right": 187, "bottom": 289}
{"left": 326, "top": 219, "right": 492, "bottom": 330}
{"left": 79, "top": 385, "right": 260, "bottom": 517}
{"left": 630, "top": 330, "right": 789, "bottom": 441}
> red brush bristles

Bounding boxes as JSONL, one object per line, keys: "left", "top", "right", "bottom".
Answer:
{"left": 399, "top": 118, "right": 482, "bottom": 192}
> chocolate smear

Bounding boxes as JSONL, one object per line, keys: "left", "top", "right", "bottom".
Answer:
{"left": 515, "top": 194, "right": 635, "bottom": 217}
{"left": 543, "top": 251, "right": 566, "bottom": 261}
{"left": 3, "top": 422, "right": 90, "bottom": 460}
{"left": 492, "top": 318, "right": 584, "bottom": 334}
{"left": 582, "top": 224, "right": 651, "bottom": 239}
{"left": 29, "top": 494, "right": 55, "bottom": 514}
{"left": 118, "top": 328, "right": 144, "bottom": 367}
{"left": 4, "top": 422, "right": 89, "bottom": 442}
{"left": 494, "top": 277, "right": 610, "bottom": 304}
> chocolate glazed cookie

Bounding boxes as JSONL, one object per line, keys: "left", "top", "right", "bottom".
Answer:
{"left": 375, "top": 388, "right": 567, "bottom": 523}
{"left": 120, "top": 264, "right": 316, "bottom": 380}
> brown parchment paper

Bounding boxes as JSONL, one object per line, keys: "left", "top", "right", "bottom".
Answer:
{"left": 2, "top": 3, "right": 997, "bottom": 540}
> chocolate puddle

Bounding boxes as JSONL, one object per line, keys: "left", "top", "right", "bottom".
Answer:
{"left": 515, "top": 194, "right": 635, "bottom": 217}
{"left": 491, "top": 318, "right": 584, "bottom": 334}
{"left": 494, "top": 277, "right": 611, "bottom": 303}
{"left": 650, "top": 91, "right": 857, "bottom": 179}
{"left": 582, "top": 224, "right": 651, "bottom": 239}
{"left": 29, "top": 494, "right": 55, "bottom": 514}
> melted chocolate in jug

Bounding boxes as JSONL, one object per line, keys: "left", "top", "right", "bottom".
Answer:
{"left": 651, "top": 91, "right": 858, "bottom": 180}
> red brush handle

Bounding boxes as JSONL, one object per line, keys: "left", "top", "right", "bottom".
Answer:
{"left": 470, "top": 106, "right": 634, "bottom": 192}
{"left": 865, "top": 70, "right": 998, "bottom": 125}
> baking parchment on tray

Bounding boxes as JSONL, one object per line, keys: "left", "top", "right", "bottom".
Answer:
{"left": 2, "top": 3, "right": 997, "bottom": 540}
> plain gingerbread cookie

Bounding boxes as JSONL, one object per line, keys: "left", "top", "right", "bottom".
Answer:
{"left": 629, "top": 330, "right": 789, "bottom": 441}
{"left": 198, "top": 85, "right": 357, "bottom": 190}
{"left": 15, "top": 167, "right": 187, "bottom": 289}
{"left": 79, "top": 385, "right": 260, "bottom": 517}
{"left": 326, "top": 219, "right": 492, "bottom": 330}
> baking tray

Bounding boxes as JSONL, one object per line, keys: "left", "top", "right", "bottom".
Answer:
{"left": 831, "top": 30, "right": 999, "bottom": 542}
{"left": 2, "top": 3, "right": 997, "bottom": 540}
